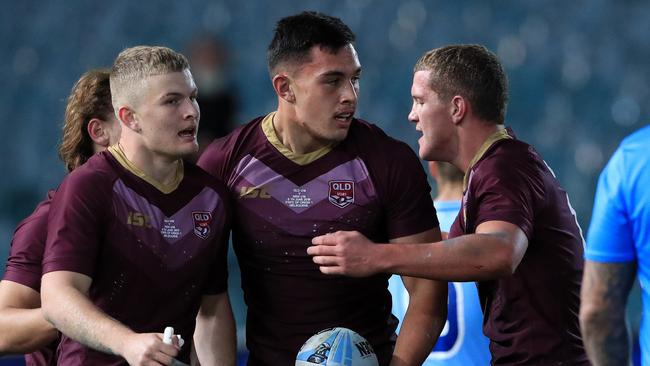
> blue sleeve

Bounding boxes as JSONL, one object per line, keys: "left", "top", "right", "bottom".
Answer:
{"left": 585, "top": 148, "right": 635, "bottom": 262}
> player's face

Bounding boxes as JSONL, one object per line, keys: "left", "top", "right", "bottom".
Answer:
{"left": 289, "top": 44, "right": 361, "bottom": 146}
{"left": 134, "top": 69, "right": 200, "bottom": 159}
{"left": 408, "top": 70, "right": 457, "bottom": 161}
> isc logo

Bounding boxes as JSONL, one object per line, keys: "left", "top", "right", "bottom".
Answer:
{"left": 239, "top": 186, "right": 271, "bottom": 199}
{"left": 127, "top": 212, "right": 151, "bottom": 228}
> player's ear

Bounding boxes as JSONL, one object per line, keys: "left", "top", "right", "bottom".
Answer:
{"left": 87, "top": 118, "right": 111, "bottom": 147}
{"left": 272, "top": 73, "right": 295, "bottom": 103}
{"left": 117, "top": 106, "right": 141, "bottom": 133}
{"left": 450, "top": 95, "right": 466, "bottom": 124}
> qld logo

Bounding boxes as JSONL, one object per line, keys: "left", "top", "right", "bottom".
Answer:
{"left": 192, "top": 211, "right": 212, "bottom": 239}
{"left": 328, "top": 180, "right": 354, "bottom": 208}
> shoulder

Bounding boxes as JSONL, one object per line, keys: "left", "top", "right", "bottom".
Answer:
{"left": 184, "top": 162, "right": 232, "bottom": 206}
{"left": 67, "top": 151, "right": 117, "bottom": 182}
{"left": 476, "top": 137, "right": 544, "bottom": 178}
{"left": 185, "top": 162, "right": 229, "bottom": 191}
{"left": 198, "top": 116, "right": 265, "bottom": 174}
{"left": 16, "top": 191, "right": 54, "bottom": 230}
{"left": 9, "top": 194, "right": 52, "bottom": 252}
{"left": 614, "top": 124, "right": 650, "bottom": 168}
{"left": 57, "top": 152, "right": 117, "bottom": 200}
{"left": 201, "top": 116, "right": 264, "bottom": 156}
{"left": 620, "top": 124, "right": 650, "bottom": 149}
{"left": 470, "top": 137, "right": 548, "bottom": 202}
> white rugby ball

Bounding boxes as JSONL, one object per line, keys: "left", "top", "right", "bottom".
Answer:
{"left": 295, "top": 327, "right": 379, "bottom": 366}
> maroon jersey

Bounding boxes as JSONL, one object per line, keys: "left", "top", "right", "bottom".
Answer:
{"left": 198, "top": 113, "right": 438, "bottom": 365}
{"left": 3, "top": 190, "right": 58, "bottom": 366}
{"left": 42, "top": 148, "right": 231, "bottom": 365}
{"left": 449, "top": 128, "right": 589, "bottom": 365}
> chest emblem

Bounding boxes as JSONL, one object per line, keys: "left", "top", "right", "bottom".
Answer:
{"left": 328, "top": 180, "right": 354, "bottom": 208}
{"left": 192, "top": 211, "right": 213, "bottom": 239}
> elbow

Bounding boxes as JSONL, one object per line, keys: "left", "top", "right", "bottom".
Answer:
{"left": 39, "top": 286, "right": 57, "bottom": 327}
{"left": 579, "top": 302, "right": 623, "bottom": 336}
{"left": 492, "top": 246, "right": 520, "bottom": 277}
{"left": 578, "top": 307, "right": 596, "bottom": 336}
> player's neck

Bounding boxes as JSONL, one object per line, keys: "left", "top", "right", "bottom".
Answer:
{"left": 117, "top": 139, "right": 182, "bottom": 186}
{"left": 434, "top": 183, "right": 463, "bottom": 201}
{"left": 272, "top": 108, "right": 330, "bottom": 155}
{"left": 456, "top": 121, "right": 505, "bottom": 172}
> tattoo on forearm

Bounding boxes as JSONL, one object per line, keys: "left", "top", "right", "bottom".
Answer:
{"left": 582, "top": 261, "right": 636, "bottom": 365}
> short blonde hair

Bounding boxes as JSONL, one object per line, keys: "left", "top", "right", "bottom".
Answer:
{"left": 415, "top": 45, "right": 508, "bottom": 124}
{"left": 110, "top": 45, "right": 189, "bottom": 108}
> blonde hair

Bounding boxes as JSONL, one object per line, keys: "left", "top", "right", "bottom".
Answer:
{"left": 110, "top": 45, "right": 190, "bottom": 108}
{"left": 58, "top": 69, "right": 113, "bottom": 172}
{"left": 415, "top": 44, "right": 508, "bottom": 124}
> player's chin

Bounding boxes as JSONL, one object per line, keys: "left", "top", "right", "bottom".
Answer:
{"left": 327, "top": 128, "right": 349, "bottom": 143}
{"left": 418, "top": 144, "right": 436, "bottom": 161}
{"left": 176, "top": 141, "right": 199, "bottom": 156}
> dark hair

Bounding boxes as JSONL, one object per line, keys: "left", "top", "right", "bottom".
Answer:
{"left": 267, "top": 11, "right": 355, "bottom": 75}
{"left": 59, "top": 69, "right": 114, "bottom": 172}
{"left": 415, "top": 44, "right": 508, "bottom": 124}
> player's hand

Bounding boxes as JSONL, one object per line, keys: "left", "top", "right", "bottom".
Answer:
{"left": 120, "top": 332, "right": 180, "bottom": 366}
{"left": 308, "top": 231, "right": 380, "bottom": 277}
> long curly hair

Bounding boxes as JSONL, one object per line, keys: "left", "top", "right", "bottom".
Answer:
{"left": 58, "top": 69, "right": 114, "bottom": 172}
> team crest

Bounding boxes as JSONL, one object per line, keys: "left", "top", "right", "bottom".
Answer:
{"left": 328, "top": 180, "right": 354, "bottom": 208}
{"left": 192, "top": 211, "right": 212, "bottom": 239}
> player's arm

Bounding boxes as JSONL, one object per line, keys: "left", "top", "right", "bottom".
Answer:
{"left": 390, "top": 228, "right": 447, "bottom": 366}
{"left": 309, "top": 220, "right": 528, "bottom": 281}
{"left": 192, "top": 292, "right": 236, "bottom": 366}
{"left": 580, "top": 260, "right": 636, "bottom": 366}
{"left": 41, "top": 270, "right": 179, "bottom": 366}
{"left": 0, "top": 280, "right": 57, "bottom": 354}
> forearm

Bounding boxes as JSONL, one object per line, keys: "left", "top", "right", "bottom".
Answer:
{"left": 193, "top": 295, "right": 236, "bottom": 366}
{"left": 391, "top": 278, "right": 446, "bottom": 366}
{"left": 42, "top": 283, "right": 132, "bottom": 356}
{"left": 381, "top": 233, "right": 515, "bottom": 281}
{"left": 0, "top": 307, "right": 58, "bottom": 354}
{"left": 580, "top": 261, "right": 636, "bottom": 366}
{"left": 581, "top": 310, "right": 629, "bottom": 365}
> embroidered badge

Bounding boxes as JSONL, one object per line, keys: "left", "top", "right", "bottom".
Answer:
{"left": 192, "top": 211, "right": 212, "bottom": 239}
{"left": 328, "top": 181, "right": 354, "bottom": 208}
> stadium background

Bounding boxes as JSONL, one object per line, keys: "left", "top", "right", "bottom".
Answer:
{"left": 1, "top": 0, "right": 648, "bottom": 364}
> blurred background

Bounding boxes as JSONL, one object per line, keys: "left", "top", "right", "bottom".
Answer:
{"left": 1, "top": 0, "right": 648, "bottom": 364}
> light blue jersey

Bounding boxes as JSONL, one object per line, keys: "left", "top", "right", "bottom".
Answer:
{"left": 586, "top": 125, "right": 650, "bottom": 365}
{"left": 388, "top": 200, "right": 491, "bottom": 365}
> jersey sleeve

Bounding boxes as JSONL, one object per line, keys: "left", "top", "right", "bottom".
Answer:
{"left": 585, "top": 148, "right": 635, "bottom": 262}
{"left": 2, "top": 197, "right": 51, "bottom": 291}
{"left": 470, "top": 150, "right": 543, "bottom": 239}
{"left": 379, "top": 142, "right": 439, "bottom": 239}
{"left": 42, "top": 170, "right": 110, "bottom": 277}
